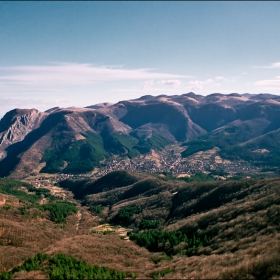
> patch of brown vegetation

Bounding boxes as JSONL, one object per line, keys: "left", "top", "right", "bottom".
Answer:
{"left": 0, "top": 206, "right": 78, "bottom": 272}
{"left": 45, "top": 234, "right": 158, "bottom": 278}
{"left": 0, "top": 194, "right": 5, "bottom": 207}
{"left": 2, "top": 175, "right": 280, "bottom": 278}
{"left": 12, "top": 270, "right": 47, "bottom": 279}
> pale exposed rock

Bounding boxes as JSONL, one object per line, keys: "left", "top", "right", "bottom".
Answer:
{"left": 0, "top": 108, "right": 46, "bottom": 149}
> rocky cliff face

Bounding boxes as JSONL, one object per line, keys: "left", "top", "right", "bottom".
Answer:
{"left": 0, "top": 109, "right": 46, "bottom": 159}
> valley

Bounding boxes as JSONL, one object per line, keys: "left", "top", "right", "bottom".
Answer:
{"left": 23, "top": 141, "right": 269, "bottom": 188}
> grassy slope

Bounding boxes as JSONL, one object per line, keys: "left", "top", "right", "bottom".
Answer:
{"left": 40, "top": 130, "right": 173, "bottom": 175}
{"left": 181, "top": 119, "right": 268, "bottom": 158}
{"left": 40, "top": 131, "right": 109, "bottom": 174}
{"left": 103, "top": 132, "right": 139, "bottom": 158}
{"left": 220, "top": 129, "right": 280, "bottom": 167}
{"left": 181, "top": 118, "right": 280, "bottom": 168}
{"left": 133, "top": 132, "right": 172, "bottom": 154}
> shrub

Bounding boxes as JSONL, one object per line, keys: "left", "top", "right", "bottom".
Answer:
{"left": 0, "top": 178, "right": 49, "bottom": 204}
{"left": 150, "top": 267, "right": 172, "bottom": 279}
{"left": 89, "top": 205, "right": 104, "bottom": 214}
{"left": 116, "top": 205, "right": 142, "bottom": 225}
{"left": 129, "top": 229, "right": 210, "bottom": 256}
{"left": 38, "top": 202, "right": 78, "bottom": 223}
{"left": 140, "top": 219, "right": 161, "bottom": 229}
{"left": 2, "top": 205, "right": 11, "bottom": 211}
{"left": 119, "top": 205, "right": 141, "bottom": 219}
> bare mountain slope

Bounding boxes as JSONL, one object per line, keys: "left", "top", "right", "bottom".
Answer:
{"left": 0, "top": 109, "right": 47, "bottom": 160}
{"left": 0, "top": 108, "right": 133, "bottom": 177}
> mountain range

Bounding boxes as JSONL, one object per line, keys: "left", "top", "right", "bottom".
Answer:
{"left": 1, "top": 92, "right": 280, "bottom": 178}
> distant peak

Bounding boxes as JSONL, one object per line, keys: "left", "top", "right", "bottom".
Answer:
{"left": 228, "top": 93, "right": 242, "bottom": 97}
{"left": 252, "top": 93, "right": 279, "bottom": 100}
{"left": 182, "top": 92, "right": 197, "bottom": 97}
{"left": 86, "top": 103, "right": 114, "bottom": 109}
{"left": 45, "top": 107, "right": 60, "bottom": 113}
{"left": 137, "top": 95, "right": 155, "bottom": 101}
{"left": 2, "top": 108, "right": 40, "bottom": 120}
{"left": 206, "top": 93, "right": 224, "bottom": 97}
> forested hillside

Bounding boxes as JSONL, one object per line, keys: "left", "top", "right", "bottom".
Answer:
{"left": 1, "top": 172, "right": 280, "bottom": 278}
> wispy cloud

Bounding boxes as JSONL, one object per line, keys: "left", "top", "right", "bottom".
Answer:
{"left": 0, "top": 97, "right": 67, "bottom": 108}
{"left": 141, "top": 79, "right": 154, "bottom": 90}
{"left": 255, "top": 76, "right": 280, "bottom": 88}
{"left": 0, "top": 62, "right": 193, "bottom": 115}
{"left": 0, "top": 97, "right": 69, "bottom": 118}
{"left": 0, "top": 62, "right": 190, "bottom": 89}
{"left": 185, "top": 79, "right": 212, "bottom": 90}
{"left": 158, "top": 79, "right": 182, "bottom": 87}
{"left": 113, "top": 87, "right": 180, "bottom": 93}
{"left": 185, "top": 76, "right": 235, "bottom": 91}
{"left": 256, "top": 62, "right": 280, "bottom": 69}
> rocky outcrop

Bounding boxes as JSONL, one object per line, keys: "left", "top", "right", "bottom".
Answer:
{"left": 0, "top": 109, "right": 46, "bottom": 149}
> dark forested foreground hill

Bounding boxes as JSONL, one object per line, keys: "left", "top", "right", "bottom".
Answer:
{"left": 2, "top": 93, "right": 280, "bottom": 177}
{"left": 1, "top": 172, "right": 280, "bottom": 278}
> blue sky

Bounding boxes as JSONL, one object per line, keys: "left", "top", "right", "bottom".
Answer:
{"left": 0, "top": 1, "right": 280, "bottom": 116}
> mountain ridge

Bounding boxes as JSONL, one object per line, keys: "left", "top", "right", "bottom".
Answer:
{"left": 1, "top": 92, "right": 280, "bottom": 177}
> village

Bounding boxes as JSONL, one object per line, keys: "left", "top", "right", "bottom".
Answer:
{"left": 25, "top": 144, "right": 265, "bottom": 190}
{"left": 94, "top": 145, "right": 262, "bottom": 178}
